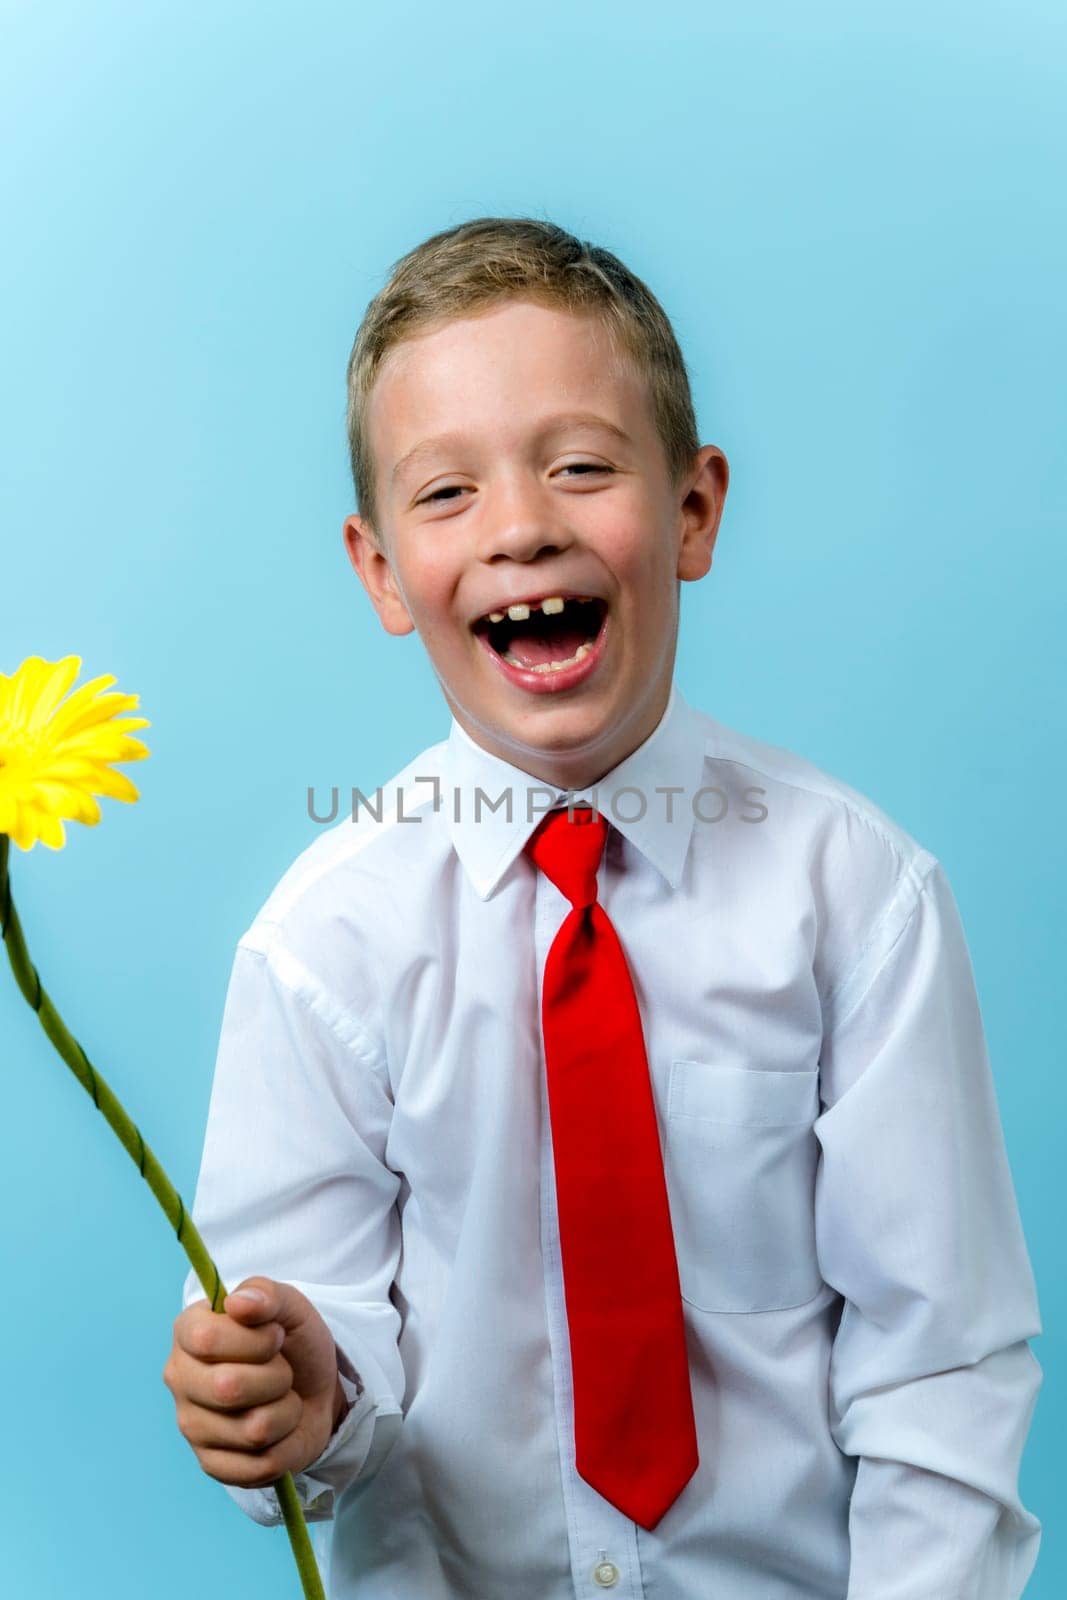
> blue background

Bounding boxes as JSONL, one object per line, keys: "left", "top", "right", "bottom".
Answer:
{"left": 1, "top": 1, "right": 1063, "bottom": 1592}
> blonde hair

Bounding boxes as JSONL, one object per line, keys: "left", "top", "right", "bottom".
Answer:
{"left": 345, "top": 215, "right": 700, "bottom": 533}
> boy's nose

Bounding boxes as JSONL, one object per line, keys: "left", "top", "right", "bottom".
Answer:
{"left": 475, "top": 475, "right": 574, "bottom": 564}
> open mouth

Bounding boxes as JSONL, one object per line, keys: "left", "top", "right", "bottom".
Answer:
{"left": 471, "top": 594, "right": 607, "bottom": 674}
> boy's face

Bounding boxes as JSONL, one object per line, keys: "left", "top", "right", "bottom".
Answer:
{"left": 344, "top": 298, "right": 728, "bottom": 790}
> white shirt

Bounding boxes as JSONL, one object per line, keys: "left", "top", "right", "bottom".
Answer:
{"left": 181, "top": 680, "right": 1044, "bottom": 1600}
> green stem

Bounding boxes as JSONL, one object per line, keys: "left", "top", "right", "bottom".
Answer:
{"left": 0, "top": 834, "right": 326, "bottom": 1600}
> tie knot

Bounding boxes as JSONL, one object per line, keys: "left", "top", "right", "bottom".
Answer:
{"left": 524, "top": 805, "right": 608, "bottom": 909}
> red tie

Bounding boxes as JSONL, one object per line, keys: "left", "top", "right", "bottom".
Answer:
{"left": 525, "top": 804, "right": 699, "bottom": 1530}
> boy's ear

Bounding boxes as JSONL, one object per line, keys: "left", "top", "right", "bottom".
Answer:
{"left": 342, "top": 514, "right": 416, "bottom": 636}
{"left": 676, "top": 445, "right": 729, "bottom": 583}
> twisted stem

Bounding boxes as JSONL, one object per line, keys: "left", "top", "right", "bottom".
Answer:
{"left": 0, "top": 834, "right": 326, "bottom": 1600}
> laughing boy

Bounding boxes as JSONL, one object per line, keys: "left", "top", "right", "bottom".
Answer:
{"left": 166, "top": 216, "right": 1043, "bottom": 1600}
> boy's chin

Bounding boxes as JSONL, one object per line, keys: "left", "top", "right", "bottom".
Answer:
{"left": 466, "top": 688, "right": 622, "bottom": 760}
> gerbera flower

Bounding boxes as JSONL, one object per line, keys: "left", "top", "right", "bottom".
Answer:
{"left": 0, "top": 654, "right": 150, "bottom": 851}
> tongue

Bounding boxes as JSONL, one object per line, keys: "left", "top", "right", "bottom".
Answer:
{"left": 507, "top": 624, "right": 589, "bottom": 668}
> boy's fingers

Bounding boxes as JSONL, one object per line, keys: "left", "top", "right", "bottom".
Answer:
{"left": 178, "top": 1300, "right": 284, "bottom": 1363}
{"left": 180, "top": 1384, "right": 304, "bottom": 1465}
{"left": 194, "top": 1424, "right": 306, "bottom": 1491}
{"left": 184, "top": 1352, "right": 293, "bottom": 1414}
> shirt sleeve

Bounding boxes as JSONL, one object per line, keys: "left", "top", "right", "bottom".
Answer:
{"left": 813, "top": 855, "right": 1044, "bottom": 1600}
{"left": 179, "top": 925, "right": 405, "bottom": 1526}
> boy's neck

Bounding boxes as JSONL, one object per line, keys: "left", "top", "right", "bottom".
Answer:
{"left": 444, "top": 676, "right": 673, "bottom": 794}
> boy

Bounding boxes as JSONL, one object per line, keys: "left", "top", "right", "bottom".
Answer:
{"left": 165, "top": 217, "right": 1043, "bottom": 1599}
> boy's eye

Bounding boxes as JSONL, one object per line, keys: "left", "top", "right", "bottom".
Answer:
{"left": 421, "top": 485, "right": 466, "bottom": 504}
{"left": 417, "top": 463, "right": 612, "bottom": 506}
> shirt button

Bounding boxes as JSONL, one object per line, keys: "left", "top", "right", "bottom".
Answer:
{"left": 593, "top": 1560, "right": 620, "bottom": 1587}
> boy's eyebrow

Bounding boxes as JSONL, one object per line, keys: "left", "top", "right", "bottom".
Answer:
{"left": 391, "top": 412, "right": 633, "bottom": 485}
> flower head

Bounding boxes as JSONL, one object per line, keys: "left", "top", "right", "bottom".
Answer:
{"left": 0, "top": 655, "right": 150, "bottom": 851}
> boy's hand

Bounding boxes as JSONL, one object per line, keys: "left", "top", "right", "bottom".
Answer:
{"left": 163, "top": 1276, "right": 347, "bottom": 1491}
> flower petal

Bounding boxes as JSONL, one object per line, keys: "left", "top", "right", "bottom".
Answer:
{"left": 24, "top": 656, "right": 84, "bottom": 733}
{"left": 29, "top": 806, "right": 68, "bottom": 849}
{"left": 51, "top": 689, "right": 144, "bottom": 740}
{"left": 40, "top": 673, "right": 119, "bottom": 739}
{"left": 85, "top": 766, "right": 141, "bottom": 803}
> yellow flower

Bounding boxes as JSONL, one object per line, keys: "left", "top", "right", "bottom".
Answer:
{"left": 0, "top": 655, "right": 150, "bottom": 851}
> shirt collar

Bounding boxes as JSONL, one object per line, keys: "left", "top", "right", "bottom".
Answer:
{"left": 441, "top": 679, "right": 708, "bottom": 900}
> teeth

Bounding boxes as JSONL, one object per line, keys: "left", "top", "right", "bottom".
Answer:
{"left": 483, "top": 594, "right": 597, "bottom": 626}
{"left": 502, "top": 638, "right": 596, "bottom": 674}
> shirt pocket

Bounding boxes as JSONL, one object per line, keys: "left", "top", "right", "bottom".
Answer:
{"left": 662, "top": 1060, "right": 824, "bottom": 1314}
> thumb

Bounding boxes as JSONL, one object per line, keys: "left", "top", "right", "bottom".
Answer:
{"left": 223, "top": 1275, "right": 284, "bottom": 1325}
